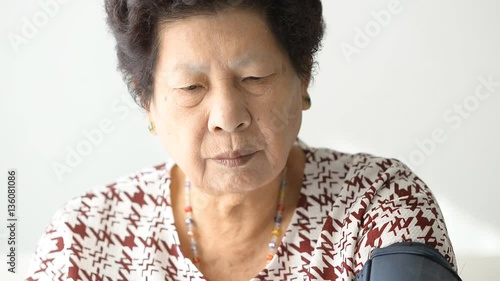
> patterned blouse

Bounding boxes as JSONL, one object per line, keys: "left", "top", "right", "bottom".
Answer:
{"left": 25, "top": 138, "right": 457, "bottom": 280}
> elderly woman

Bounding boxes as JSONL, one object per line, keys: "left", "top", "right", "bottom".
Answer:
{"left": 26, "top": 1, "right": 461, "bottom": 280}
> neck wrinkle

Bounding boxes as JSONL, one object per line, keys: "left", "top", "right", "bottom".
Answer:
{"left": 189, "top": 166, "right": 285, "bottom": 240}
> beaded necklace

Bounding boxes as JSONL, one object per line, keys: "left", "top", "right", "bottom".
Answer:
{"left": 183, "top": 168, "right": 287, "bottom": 264}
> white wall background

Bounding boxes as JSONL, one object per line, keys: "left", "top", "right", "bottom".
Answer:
{"left": 1, "top": 0, "right": 499, "bottom": 280}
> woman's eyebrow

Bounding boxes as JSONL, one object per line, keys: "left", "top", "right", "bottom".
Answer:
{"left": 231, "top": 52, "right": 275, "bottom": 69}
{"left": 170, "top": 63, "right": 209, "bottom": 73}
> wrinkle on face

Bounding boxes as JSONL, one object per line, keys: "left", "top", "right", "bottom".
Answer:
{"left": 149, "top": 8, "right": 307, "bottom": 195}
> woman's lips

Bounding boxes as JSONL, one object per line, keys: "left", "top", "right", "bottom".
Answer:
{"left": 211, "top": 151, "right": 258, "bottom": 167}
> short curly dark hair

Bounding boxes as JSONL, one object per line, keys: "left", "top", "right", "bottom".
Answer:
{"left": 105, "top": 0, "right": 326, "bottom": 110}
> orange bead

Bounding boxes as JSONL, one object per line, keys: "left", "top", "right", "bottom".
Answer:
{"left": 266, "top": 254, "right": 273, "bottom": 261}
{"left": 277, "top": 204, "right": 284, "bottom": 211}
{"left": 184, "top": 206, "right": 193, "bottom": 212}
{"left": 193, "top": 257, "right": 200, "bottom": 263}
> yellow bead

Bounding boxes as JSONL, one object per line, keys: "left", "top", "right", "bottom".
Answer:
{"left": 272, "top": 229, "right": 280, "bottom": 236}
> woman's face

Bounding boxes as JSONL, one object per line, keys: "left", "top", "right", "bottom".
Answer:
{"left": 149, "top": 8, "right": 310, "bottom": 194}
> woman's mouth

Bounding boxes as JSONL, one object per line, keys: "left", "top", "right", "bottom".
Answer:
{"left": 212, "top": 150, "right": 258, "bottom": 167}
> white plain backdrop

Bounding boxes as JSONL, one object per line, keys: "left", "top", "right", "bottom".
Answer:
{"left": 1, "top": 0, "right": 499, "bottom": 280}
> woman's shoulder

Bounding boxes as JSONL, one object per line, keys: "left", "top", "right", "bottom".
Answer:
{"left": 298, "top": 141, "right": 457, "bottom": 276}
{"left": 60, "top": 161, "right": 173, "bottom": 221}
{"left": 305, "top": 143, "right": 433, "bottom": 212}
{"left": 64, "top": 162, "right": 166, "bottom": 203}
{"left": 302, "top": 140, "right": 414, "bottom": 188}
{"left": 25, "top": 162, "right": 178, "bottom": 280}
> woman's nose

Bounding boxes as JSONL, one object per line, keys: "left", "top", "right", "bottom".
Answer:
{"left": 207, "top": 83, "right": 251, "bottom": 133}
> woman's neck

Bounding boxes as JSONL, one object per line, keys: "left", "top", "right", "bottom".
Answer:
{"left": 170, "top": 145, "right": 305, "bottom": 274}
{"left": 191, "top": 168, "right": 284, "bottom": 239}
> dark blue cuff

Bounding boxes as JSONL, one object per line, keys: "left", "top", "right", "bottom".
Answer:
{"left": 354, "top": 242, "right": 462, "bottom": 281}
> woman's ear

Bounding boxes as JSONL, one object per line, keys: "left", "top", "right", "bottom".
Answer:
{"left": 302, "top": 94, "right": 311, "bottom": 110}
{"left": 301, "top": 74, "right": 312, "bottom": 111}
{"left": 146, "top": 99, "right": 158, "bottom": 136}
{"left": 147, "top": 112, "right": 157, "bottom": 136}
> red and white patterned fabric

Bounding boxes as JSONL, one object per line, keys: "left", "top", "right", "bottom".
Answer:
{"left": 25, "top": 138, "right": 457, "bottom": 280}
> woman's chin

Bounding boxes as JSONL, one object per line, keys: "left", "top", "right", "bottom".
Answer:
{"left": 203, "top": 170, "right": 273, "bottom": 195}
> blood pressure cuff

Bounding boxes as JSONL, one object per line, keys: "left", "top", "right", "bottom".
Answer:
{"left": 354, "top": 242, "right": 462, "bottom": 281}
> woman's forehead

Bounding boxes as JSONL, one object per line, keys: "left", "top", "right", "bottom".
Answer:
{"left": 159, "top": 8, "right": 268, "bottom": 34}
{"left": 156, "top": 12, "right": 286, "bottom": 74}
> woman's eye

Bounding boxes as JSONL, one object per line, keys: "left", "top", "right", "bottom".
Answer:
{"left": 245, "top": 76, "right": 263, "bottom": 81}
{"left": 181, "top": 85, "right": 200, "bottom": 91}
